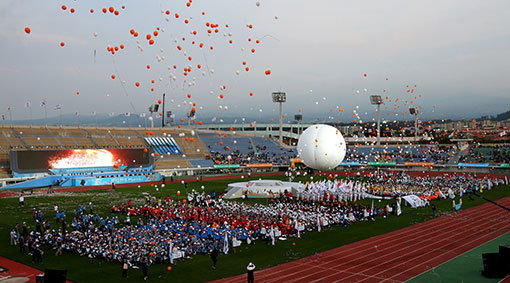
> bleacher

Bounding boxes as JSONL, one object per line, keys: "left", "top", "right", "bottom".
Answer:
{"left": 459, "top": 145, "right": 510, "bottom": 164}
{"left": 153, "top": 159, "right": 192, "bottom": 169}
{"left": 189, "top": 159, "right": 215, "bottom": 168}
{"left": 344, "top": 145, "right": 456, "bottom": 164}
{"left": 145, "top": 137, "right": 183, "bottom": 155}
{"left": 0, "top": 125, "right": 215, "bottom": 178}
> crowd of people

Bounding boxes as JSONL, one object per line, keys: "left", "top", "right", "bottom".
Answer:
{"left": 9, "top": 171, "right": 508, "bottom": 279}
{"left": 344, "top": 145, "right": 457, "bottom": 164}
{"left": 12, "top": 186, "right": 383, "bottom": 271}
{"left": 459, "top": 144, "right": 510, "bottom": 164}
{"left": 210, "top": 148, "right": 294, "bottom": 165}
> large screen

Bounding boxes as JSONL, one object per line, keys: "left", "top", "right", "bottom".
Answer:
{"left": 12, "top": 149, "right": 151, "bottom": 170}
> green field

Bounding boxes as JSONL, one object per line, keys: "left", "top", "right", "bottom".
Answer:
{"left": 1, "top": 175, "right": 509, "bottom": 282}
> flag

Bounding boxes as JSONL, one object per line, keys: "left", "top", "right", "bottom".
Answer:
{"left": 397, "top": 198, "right": 402, "bottom": 216}
{"left": 40, "top": 100, "right": 46, "bottom": 107}
{"left": 140, "top": 113, "right": 146, "bottom": 118}
{"left": 169, "top": 241, "right": 174, "bottom": 264}
{"left": 223, "top": 233, "right": 229, "bottom": 254}
{"left": 317, "top": 215, "right": 321, "bottom": 232}
{"left": 371, "top": 199, "right": 375, "bottom": 216}
{"left": 74, "top": 111, "right": 79, "bottom": 116}
{"left": 125, "top": 112, "right": 131, "bottom": 117}
{"left": 1, "top": 115, "right": 4, "bottom": 121}
{"left": 25, "top": 101, "right": 31, "bottom": 108}
{"left": 92, "top": 111, "right": 96, "bottom": 116}
{"left": 270, "top": 226, "right": 275, "bottom": 245}
{"left": 54, "top": 104, "right": 62, "bottom": 110}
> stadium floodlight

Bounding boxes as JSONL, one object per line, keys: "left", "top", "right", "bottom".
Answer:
{"left": 369, "top": 95, "right": 382, "bottom": 146}
{"left": 409, "top": 107, "right": 419, "bottom": 142}
{"left": 294, "top": 114, "right": 303, "bottom": 135}
{"left": 272, "top": 92, "right": 286, "bottom": 145}
{"left": 148, "top": 104, "right": 159, "bottom": 128}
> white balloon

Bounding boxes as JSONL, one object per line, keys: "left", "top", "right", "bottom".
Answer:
{"left": 296, "top": 124, "right": 346, "bottom": 170}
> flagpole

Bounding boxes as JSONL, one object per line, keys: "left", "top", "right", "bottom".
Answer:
{"left": 8, "top": 108, "right": 12, "bottom": 127}
{"left": 29, "top": 106, "right": 33, "bottom": 127}
{"left": 44, "top": 105, "right": 47, "bottom": 126}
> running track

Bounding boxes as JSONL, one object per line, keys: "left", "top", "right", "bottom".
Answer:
{"left": 213, "top": 197, "right": 510, "bottom": 283}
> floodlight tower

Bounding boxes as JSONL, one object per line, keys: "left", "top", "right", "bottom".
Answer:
{"left": 294, "top": 114, "right": 303, "bottom": 135}
{"left": 370, "top": 95, "right": 383, "bottom": 146}
{"left": 148, "top": 103, "right": 159, "bottom": 128}
{"left": 409, "top": 107, "right": 419, "bottom": 143}
{"left": 272, "top": 92, "right": 286, "bottom": 145}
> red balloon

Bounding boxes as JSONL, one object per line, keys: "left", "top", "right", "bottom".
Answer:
{"left": 24, "top": 27, "right": 31, "bottom": 34}
{"left": 60, "top": 42, "right": 65, "bottom": 47}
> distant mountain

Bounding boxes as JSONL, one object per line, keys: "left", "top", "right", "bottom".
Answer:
{"left": 492, "top": 110, "right": 510, "bottom": 121}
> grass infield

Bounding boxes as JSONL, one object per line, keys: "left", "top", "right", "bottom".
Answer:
{"left": 0, "top": 175, "right": 509, "bottom": 282}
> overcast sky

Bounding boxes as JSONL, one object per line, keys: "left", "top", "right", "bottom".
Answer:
{"left": 1, "top": 0, "right": 509, "bottom": 123}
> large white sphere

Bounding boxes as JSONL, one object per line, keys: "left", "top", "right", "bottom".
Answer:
{"left": 297, "top": 124, "right": 346, "bottom": 170}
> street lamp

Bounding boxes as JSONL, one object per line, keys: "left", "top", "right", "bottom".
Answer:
{"left": 272, "top": 92, "right": 286, "bottom": 145}
{"left": 370, "top": 95, "right": 382, "bottom": 146}
{"left": 409, "top": 107, "right": 419, "bottom": 143}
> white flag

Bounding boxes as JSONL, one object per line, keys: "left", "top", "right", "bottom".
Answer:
{"left": 25, "top": 101, "right": 31, "bottom": 108}
{"left": 54, "top": 104, "right": 62, "bottom": 110}
{"left": 40, "top": 100, "right": 46, "bottom": 107}
{"left": 397, "top": 198, "right": 402, "bottom": 216}
{"left": 169, "top": 241, "right": 174, "bottom": 264}
{"left": 270, "top": 226, "right": 275, "bottom": 245}
{"left": 223, "top": 233, "right": 229, "bottom": 254}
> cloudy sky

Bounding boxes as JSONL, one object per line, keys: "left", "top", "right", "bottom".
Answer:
{"left": 1, "top": 0, "right": 509, "bottom": 123}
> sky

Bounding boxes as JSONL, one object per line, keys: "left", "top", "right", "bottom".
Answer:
{"left": 1, "top": 0, "right": 509, "bottom": 124}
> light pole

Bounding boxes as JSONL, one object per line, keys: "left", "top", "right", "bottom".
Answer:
{"left": 370, "top": 95, "right": 383, "bottom": 146}
{"left": 272, "top": 92, "right": 286, "bottom": 146}
{"left": 161, "top": 93, "right": 166, "bottom": 128}
{"left": 148, "top": 104, "right": 159, "bottom": 128}
{"left": 409, "top": 107, "right": 419, "bottom": 143}
{"left": 294, "top": 114, "right": 303, "bottom": 136}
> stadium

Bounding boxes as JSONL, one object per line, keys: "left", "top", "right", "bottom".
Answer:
{"left": 1, "top": 1, "right": 510, "bottom": 283}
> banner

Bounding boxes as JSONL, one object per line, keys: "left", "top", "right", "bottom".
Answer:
{"left": 368, "top": 162, "right": 397, "bottom": 166}
{"left": 457, "top": 163, "right": 489, "bottom": 168}
{"left": 404, "top": 162, "right": 435, "bottom": 166}
{"left": 246, "top": 163, "right": 273, "bottom": 168}
{"left": 402, "top": 195, "right": 428, "bottom": 208}
{"left": 213, "top": 164, "right": 241, "bottom": 169}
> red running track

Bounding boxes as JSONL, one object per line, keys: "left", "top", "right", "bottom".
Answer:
{"left": 0, "top": 256, "right": 42, "bottom": 281}
{"left": 213, "top": 197, "right": 510, "bottom": 283}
